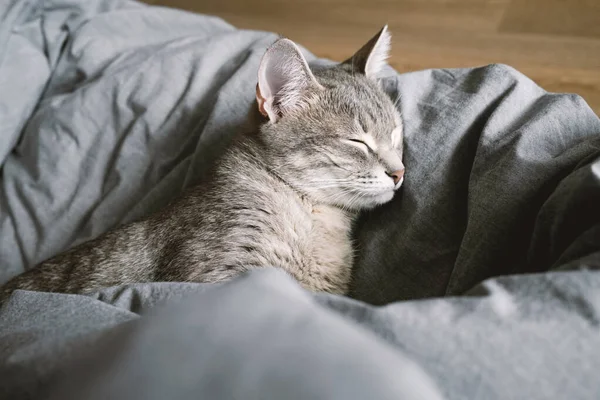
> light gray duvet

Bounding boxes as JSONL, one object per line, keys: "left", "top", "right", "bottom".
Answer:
{"left": 1, "top": 0, "right": 600, "bottom": 399}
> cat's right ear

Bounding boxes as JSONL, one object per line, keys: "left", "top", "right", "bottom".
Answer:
{"left": 256, "top": 38, "right": 323, "bottom": 122}
{"left": 343, "top": 25, "right": 391, "bottom": 80}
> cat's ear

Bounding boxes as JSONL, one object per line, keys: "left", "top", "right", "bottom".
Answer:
{"left": 256, "top": 38, "right": 322, "bottom": 122}
{"left": 343, "top": 25, "right": 391, "bottom": 80}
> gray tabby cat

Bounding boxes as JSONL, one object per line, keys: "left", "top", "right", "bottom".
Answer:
{"left": 1, "top": 26, "right": 404, "bottom": 300}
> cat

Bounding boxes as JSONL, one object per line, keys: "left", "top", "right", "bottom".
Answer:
{"left": 1, "top": 26, "right": 404, "bottom": 301}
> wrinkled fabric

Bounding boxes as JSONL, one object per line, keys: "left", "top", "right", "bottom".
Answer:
{"left": 354, "top": 66, "right": 600, "bottom": 302}
{"left": 1, "top": 0, "right": 600, "bottom": 399}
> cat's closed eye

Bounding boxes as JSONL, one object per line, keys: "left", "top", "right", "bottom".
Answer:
{"left": 345, "top": 139, "right": 372, "bottom": 154}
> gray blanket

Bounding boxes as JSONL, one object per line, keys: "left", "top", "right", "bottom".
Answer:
{"left": 1, "top": 0, "right": 600, "bottom": 399}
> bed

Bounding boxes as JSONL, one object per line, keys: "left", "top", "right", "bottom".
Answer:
{"left": 1, "top": 0, "right": 600, "bottom": 399}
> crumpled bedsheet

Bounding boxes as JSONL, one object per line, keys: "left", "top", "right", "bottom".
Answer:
{"left": 1, "top": 0, "right": 600, "bottom": 399}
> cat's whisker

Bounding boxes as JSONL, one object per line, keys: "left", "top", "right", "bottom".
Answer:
{"left": 297, "top": 185, "right": 345, "bottom": 191}
{"left": 307, "top": 179, "right": 354, "bottom": 185}
{"left": 393, "top": 94, "right": 402, "bottom": 110}
{"left": 294, "top": 180, "right": 355, "bottom": 189}
{"left": 319, "top": 188, "right": 366, "bottom": 210}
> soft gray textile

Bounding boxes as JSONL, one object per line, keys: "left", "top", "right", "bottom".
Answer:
{"left": 2, "top": 269, "right": 600, "bottom": 399}
{"left": 1, "top": 0, "right": 600, "bottom": 399}
{"left": 2, "top": 271, "right": 443, "bottom": 400}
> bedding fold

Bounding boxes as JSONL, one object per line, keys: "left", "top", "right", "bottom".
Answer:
{"left": 1, "top": 0, "right": 600, "bottom": 399}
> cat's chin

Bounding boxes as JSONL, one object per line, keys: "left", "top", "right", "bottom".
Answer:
{"left": 336, "top": 190, "right": 396, "bottom": 211}
{"left": 364, "top": 191, "right": 396, "bottom": 209}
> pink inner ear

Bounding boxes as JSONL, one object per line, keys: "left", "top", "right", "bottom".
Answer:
{"left": 255, "top": 84, "right": 268, "bottom": 117}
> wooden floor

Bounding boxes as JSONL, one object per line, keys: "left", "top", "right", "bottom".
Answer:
{"left": 144, "top": 0, "right": 600, "bottom": 116}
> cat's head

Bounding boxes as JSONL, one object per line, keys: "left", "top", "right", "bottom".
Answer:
{"left": 256, "top": 26, "right": 404, "bottom": 210}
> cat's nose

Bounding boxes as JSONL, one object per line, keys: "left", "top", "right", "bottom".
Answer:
{"left": 387, "top": 168, "right": 405, "bottom": 185}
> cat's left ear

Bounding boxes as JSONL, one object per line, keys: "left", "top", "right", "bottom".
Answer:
{"left": 343, "top": 25, "right": 391, "bottom": 80}
{"left": 256, "top": 38, "right": 323, "bottom": 122}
